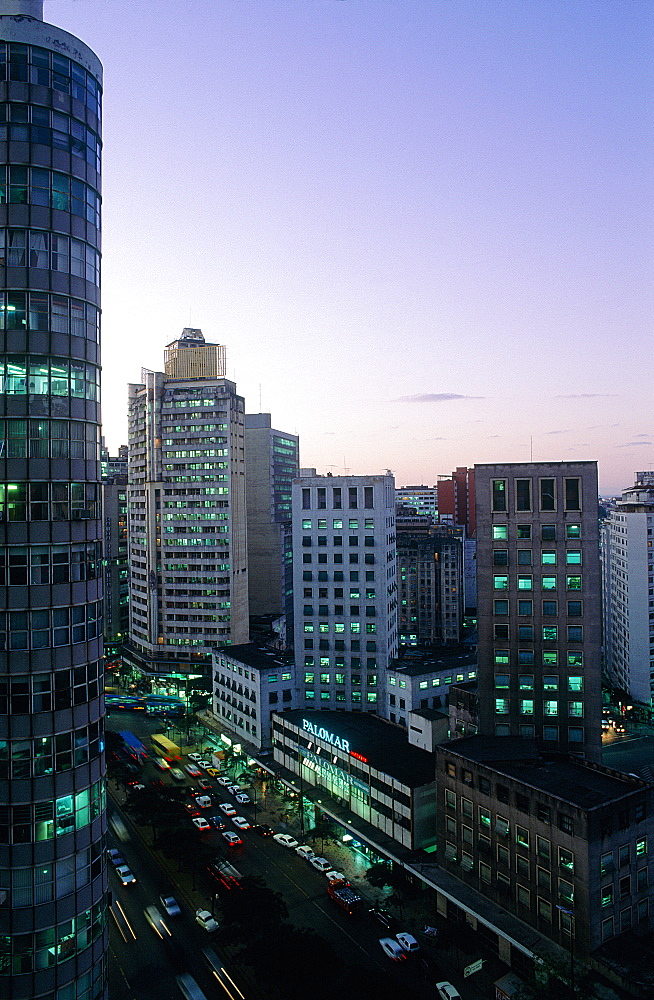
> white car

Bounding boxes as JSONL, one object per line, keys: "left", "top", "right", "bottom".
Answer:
{"left": 197, "top": 759, "right": 212, "bottom": 769}
{"left": 324, "top": 870, "right": 346, "bottom": 882}
{"left": 436, "top": 985, "right": 461, "bottom": 1000}
{"left": 396, "top": 932, "right": 420, "bottom": 954}
{"left": 232, "top": 816, "right": 250, "bottom": 830}
{"left": 379, "top": 937, "right": 406, "bottom": 961}
{"left": 222, "top": 831, "right": 243, "bottom": 847}
{"left": 219, "top": 802, "right": 237, "bottom": 816}
{"left": 195, "top": 908, "right": 219, "bottom": 932}
{"left": 192, "top": 817, "right": 210, "bottom": 832}
{"left": 310, "top": 857, "right": 332, "bottom": 872}
{"left": 115, "top": 865, "right": 136, "bottom": 886}
{"left": 187, "top": 753, "right": 203, "bottom": 762}
{"left": 227, "top": 784, "right": 241, "bottom": 795}
{"left": 273, "top": 833, "right": 299, "bottom": 849}
{"left": 217, "top": 776, "right": 232, "bottom": 787}
{"left": 295, "top": 845, "right": 316, "bottom": 860}
{"left": 185, "top": 764, "right": 202, "bottom": 777}
{"left": 235, "top": 792, "right": 250, "bottom": 805}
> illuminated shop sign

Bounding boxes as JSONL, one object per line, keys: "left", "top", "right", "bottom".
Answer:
{"left": 302, "top": 719, "right": 350, "bottom": 753}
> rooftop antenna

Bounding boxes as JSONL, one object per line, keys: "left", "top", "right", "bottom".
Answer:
{"left": 343, "top": 457, "right": 350, "bottom": 475}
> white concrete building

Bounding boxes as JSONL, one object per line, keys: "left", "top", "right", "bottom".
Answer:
{"left": 292, "top": 474, "right": 398, "bottom": 713}
{"left": 602, "top": 472, "right": 654, "bottom": 706}
{"left": 126, "top": 329, "right": 249, "bottom": 685}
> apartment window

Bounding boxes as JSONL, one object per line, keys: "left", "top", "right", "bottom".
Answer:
{"left": 567, "top": 626, "right": 583, "bottom": 641}
{"left": 479, "top": 777, "right": 491, "bottom": 795}
{"left": 479, "top": 861, "right": 492, "bottom": 883}
{"left": 494, "top": 624, "right": 509, "bottom": 640}
{"left": 317, "top": 487, "right": 326, "bottom": 509}
{"left": 559, "top": 879, "right": 574, "bottom": 905}
{"left": 542, "top": 575, "right": 557, "bottom": 590}
{"left": 566, "top": 550, "right": 582, "bottom": 565}
{"left": 540, "top": 478, "right": 556, "bottom": 511}
{"left": 348, "top": 488, "right": 358, "bottom": 509}
{"left": 518, "top": 625, "right": 533, "bottom": 641}
{"left": 517, "top": 525, "right": 531, "bottom": 539}
{"left": 567, "top": 601, "right": 582, "bottom": 617}
{"left": 494, "top": 599, "right": 509, "bottom": 615}
{"left": 619, "top": 875, "right": 631, "bottom": 898}
{"left": 544, "top": 700, "right": 558, "bottom": 716}
{"left": 541, "top": 524, "right": 556, "bottom": 541}
{"left": 542, "top": 625, "right": 558, "bottom": 641}
{"left": 516, "top": 478, "right": 532, "bottom": 511}
{"left": 516, "top": 827, "right": 530, "bottom": 848}
{"left": 333, "top": 487, "right": 342, "bottom": 509}
{"left": 517, "top": 550, "right": 532, "bottom": 566}
{"left": 518, "top": 600, "right": 532, "bottom": 615}
{"left": 520, "top": 699, "right": 534, "bottom": 715}
{"left": 558, "top": 813, "right": 574, "bottom": 835}
{"left": 302, "top": 488, "right": 310, "bottom": 509}
{"left": 364, "top": 486, "right": 373, "bottom": 509}
{"left": 495, "top": 674, "right": 510, "bottom": 688}
{"left": 517, "top": 884, "right": 531, "bottom": 908}
{"left": 518, "top": 674, "right": 533, "bottom": 690}
{"left": 461, "top": 798, "right": 473, "bottom": 818}
{"left": 602, "top": 917, "right": 614, "bottom": 940}
{"left": 566, "top": 524, "right": 580, "bottom": 539}
{"left": 493, "top": 549, "right": 508, "bottom": 566}
{"left": 495, "top": 698, "right": 509, "bottom": 714}
{"left": 518, "top": 651, "right": 534, "bottom": 665}
{"left": 559, "top": 848, "right": 574, "bottom": 873}
{"left": 543, "top": 651, "right": 558, "bottom": 666}
{"left": 542, "top": 600, "right": 557, "bottom": 616}
{"left": 518, "top": 575, "right": 533, "bottom": 590}
{"left": 537, "top": 836, "right": 551, "bottom": 859}
{"left": 445, "top": 789, "right": 456, "bottom": 811}
{"left": 537, "top": 867, "right": 551, "bottom": 890}
{"left": 541, "top": 551, "right": 556, "bottom": 565}
{"left": 495, "top": 650, "right": 509, "bottom": 664}
{"left": 543, "top": 726, "right": 558, "bottom": 741}
{"left": 568, "top": 652, "right": 583, "bottom": 668}
{"left": 637, "top": 868, "right": 648, "bottom": 891}
{"left": 601, "top": 884, "right": 614, "bottom": 908}
{"left": 566, "top": 576, "right": 582, "bottom": 591}
{"left": 492, "top": 479, "right": 507, "bottom": 512}
{"left": 636, "top": 837, "right": 647, "bottom": 857}
{"left": 564, "top": 478, "right": 581, "bottom": 511}
{"left": 568, "top": 702, "right": 583, "bottom": 718}
{"left": 493, "top": 525, "right": 508, "bottom": 540}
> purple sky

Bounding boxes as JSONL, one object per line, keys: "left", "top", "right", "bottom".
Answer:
{"left": 50, "top": 0, "right": 652, "bottom": 495}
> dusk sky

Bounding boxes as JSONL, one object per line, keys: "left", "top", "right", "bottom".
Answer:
{"left": 50, "top": 0, "right": 652, "bottom": 495}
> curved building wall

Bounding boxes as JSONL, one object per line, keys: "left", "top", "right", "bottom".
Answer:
{"left": 0, "top": 10, "right": 106, "bottom": 1000}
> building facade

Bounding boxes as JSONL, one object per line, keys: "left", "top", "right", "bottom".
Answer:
{"left": 386, "top": 647, "right": 477, "bottom": 727}
{"left": 212, "top": 642, "right": 295, "bottom": 750}
{"left": 601, "top": 472, "right": 654, "bottom": 707}
{"left": 437, "top": 466, "right": 476, "bottom": 536}
{"left": 435, "top": 736, "right": 653, "bottom": 959}
{"left": 0, "top": 3, "right": 107, "bottom": 997}
{"left": 244, "top": 413, "right": 298, "bottom": 619}
{"left": 395, "top": 484, "right": 438, "bottom": 519}
{"left": 475, "top": 462, "right": 602, "bottom": 760}
{"left": 125, "top": 329, "right": 249, "bottom": 687}
{"left": 101, "top": 454, "right": 128, "bottom": 663}
{"left": 396, "top": 524, "right": 464, "bottom": 646}
{"left": 292, "top": 474, "right": 398, "bottom": 714}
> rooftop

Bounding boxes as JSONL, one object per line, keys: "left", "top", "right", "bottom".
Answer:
{"left": 389, "top": 646, "right": 477, "bottom": 677}
{"left": 276, "top": 709, "right": 436, "bottom": 787}
{"left": 438, "top": 735, "right": 647, "bottom": 809}
{"left": 216, "top": 642, "right": 294, "bottom": 673}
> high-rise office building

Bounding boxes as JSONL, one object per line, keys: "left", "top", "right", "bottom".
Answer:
{"left": 244, "top": 413, "right": 298, "bottom": 619}
{"left": 125, "top": 329, "right": 249, "bottom": 688}
{"left": 475, "top": 462, "right": 601, "bottom": 760}
{"left": 292, "top": 474, "right": 398, "bottom": 712}
{"left": 602, "top": 471, "right": 654, "bottom": 707}
{"left": 0, "top": 3, "right": 107, "bottom": 998}
{"left": 396, "top": 524, "right": 464, "bottom": 646}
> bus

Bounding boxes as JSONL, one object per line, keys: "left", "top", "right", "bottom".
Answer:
{"left": 150, "top": 733, "right": 181, "bottom": 762}
{"left": 117, "top": 731, "right": 148, "bottom": 765}
{"left": 106, "top": 694, "right": 146, "bottom": 712}
{"left": 145, "top": 695, "right": 185, "bottom": 718}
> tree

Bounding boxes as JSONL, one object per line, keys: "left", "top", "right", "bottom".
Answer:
{"left": 123, "top": 784, "right": 186, "bottom": 839}
{"left": 218, "top": 875, "right": 288, "bottom": 938}
{"left": 309, "top": 816, "right": 337, "bottom": 854}
{"left": 235, "top": 924, "right": 340, "bottom": 1000}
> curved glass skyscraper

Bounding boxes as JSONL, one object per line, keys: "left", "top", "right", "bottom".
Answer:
{"left": 0, "top": 3, "right": 107, "bottom": 998}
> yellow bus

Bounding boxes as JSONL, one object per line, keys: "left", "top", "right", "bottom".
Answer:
{"left": 150, "top": 733, "right": 181, "bottom": 761}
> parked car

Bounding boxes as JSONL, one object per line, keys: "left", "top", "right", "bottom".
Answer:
{"left": 310, "top": 857, "right": 332, "bottom": 872}
{"left": 396, "top": 932, "right": 420, "bottom": 954}
{"left": 205, "top": 767, "right": 221, "bottom": 777}
{"left": 195, "top": 908, "right": 219, "bottom": 933}
{"left": 222, "top": 831, "right": 243, "bottom": 847}
{"left": 187, "top": 753, "right": 203, "bottom": 762}
{"left": 195, "top": 796, "right": 213, "bottom": 809}
{"left": 197, "top": 779, "right": 213, "bottom": 790}
{"left": 218, "top": 802, "right": 237, "bottom": 816}
{"left": 379, "top": 937, "right": 406, "bottom": 961}
{"left": 325, "top": 870, "right": 346, "bottom": 882}
{"left": 196, "top": 760, "right": 212, "bottom": 769}
{"left": 295, "top": 845, "right": 316, "bottom": 860}
{"left": 192, "top": 817, "right": 211, "bottom": 832}
{"left": 217, "top": 776, "right": 233, "bottom": 787}
{"left": 227, "top": 784, "right": 240, "bottom": 796}
{"left": 273, "top": 833, "right": 299, "bottom": 848}
{"left": 253, "top": 823, "right": 274, "bottom": 837}
{"left": 184, "top": 803, "right": 201, "bottom": 816}
{"left": 235, "top": 792, "right": 250, "bottom": 805}
{"left": 232, "top": 816, "right": 250, "bottom": 830}
{"left": 435, "top": 985, "right": 461, "bottom": 1000}
{"left": 106, "top": 848, "right": 125, "bottom": 866}
{"left": 160, "top": 895, "right": 181, "bottom": 918}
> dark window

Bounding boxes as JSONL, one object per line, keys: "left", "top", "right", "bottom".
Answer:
{"left": 540, "top": 478, "right": 556, "bottom": 511}
{"left": 302, "top": 488, "right": 310, "bottom": 510}
{"left": 497, "top": 784, "right": 510, "bottom": 804}
{"left": 479, "top": 777, "right": 491, "bottom": 795}
{"left": 317, "top": 487, "right": 326, "bottom": 509}
{"left": 536, "top": 804, "right": 551, "bottom": 823}
{"left": 516, "top": 793, "right": 530, "bottom": 815}
{"left": 492, "top": 480, "right": 506, "bottom": 512}
{"left": 558, "top": 813, "right": 574, "bottom": 835}
{"left": 493, "top": 550, "right": 508, "bottom": 566}
{"left": 364, "top": 486, "right": 373, "bottom": 509}
{"left": 333, "top": 487, "right": 342, "bottom": 509}
{"left": 564, "top": 478, "right": 581, "bottom": 511}
{"left": 541, "top": 524, "right": 556, "bottom": 541}
{"left": 516, "top": 479, "right": 532, "bottom": 511}
{"left": 349, "top": 487, "right": 358, "bottom": 509}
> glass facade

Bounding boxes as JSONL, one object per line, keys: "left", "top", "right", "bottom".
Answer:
{"left": 0, "top": 11, "right": 106, "bottom": 1000}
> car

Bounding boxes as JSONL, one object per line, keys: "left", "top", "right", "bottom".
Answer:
{"left": 369, "top": 906, "right": 398, "bottom": 931}
{"left": 127, "top": 782, "right": 146, "bottom": 792}
{"left": 154, "top": 756, "right": 171, "bottom": 770}
{"left": 227, "top": 784, "right": 241, "bottom": 795}
{"left": 196, "top": 759, "right": 212, "bottom": 769}
{"left": 160, "top": 895, "right": 181, "bottom": 918}
{"left": 115, "top": 865, "right": 137, "bottom": 886}
{"left": 253, "top": 823, "right": 274, "bottom": 837}
{"left": 235, "top": 792, "right": 250, "bottom": 805}
{"left": 106, "top": 848, "right": 124, "bottom": 866}
{"left": 185, "top": 764, "right": 202, "bottom": 778}
{"left": 379, "top": 937, "right": 406, "bottom": 961}
{"left": 601, "top": 719, "right": 611, "bottom": 730}
{"left": 170, "top": 768, "right": 186, "bottom": 781}
{"left": 207, "top": 815, "right": 227, "bottom": 830}
{"left": 195, "top": 908, "right": 219, "bottom": 933}
{"left": 273, "top": 833, "right": 299, "bottom": 848}
{"left": 435, "top": 984, "right": 461, "bottom": 1000}
{"left": 324, "top": 870, "right": 347, "bottom": 882}
{"left": 232, "top": 816, "right": 250, "bottom": 830}
{"left": 222, "top": 831, "right": 243, "bottom": 847}
{"left": 184, "top": 803, "right": 201, "bottom": 816}
{"left": 217, "top": 776, "right": 233, "bottom": 787}
{"left": 187, "top": 753, "right": 203, "bottom": 762}
{"left": 295, "top": 845, "right": 316, "bottom": 860}
{"left": 197, "top": 778, "right": 213, "bottom": 790}
{"left": 615, "top": 724, "right": 627, "bottom": 734}
{"left": 144, "top": 905, "right": 171, "bottom": 938}
{"left": 219, "top": 802, "right": 237, "bottom": 816}
{"left": 205, "top": 767, "right": 221, "bottom": 777}
{"left": 192, "top": 817, "right": 211, "bottom": 832}
{"left": 310, "top": 857, "right": 332, "bottom": 872}
{"left": 396, "top": 932, "right": 420, "bottom": 954}
{"left": 195, "top": 795, "right": 213, "bottom": 809}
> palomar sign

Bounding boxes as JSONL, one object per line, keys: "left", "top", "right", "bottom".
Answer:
{"left": 302, "top": 719, "right": 350, "bottom": 753}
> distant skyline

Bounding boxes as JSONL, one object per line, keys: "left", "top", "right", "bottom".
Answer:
{"left": 49, "top": 0, "right": 652, "bottom": 494}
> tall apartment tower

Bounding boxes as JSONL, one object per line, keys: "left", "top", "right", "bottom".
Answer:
{"left": 602, "top": 472, "right": 654, "bottom": 706}
{"left": 244, "top": 413, "right": 299, "bottom": 619}
{"left": 396, "top": 524, "right": 464, "bottom": 646}
{"left": 126, "top": 329, "right": 249, "bottom": 687}
{"left": 292, "top": 474, "right": 398, "bottom": 712}
{"left": 101, "top": 453, "right": 128, "bottom": 663}
{"left": 475, "top": 462, "right": 601, "bottom": 760}
{"left": 437, "top": 466, "right": 476, "bottom": 536}
{"left": 0, "top": 3, "right": 107, "bottom": 999}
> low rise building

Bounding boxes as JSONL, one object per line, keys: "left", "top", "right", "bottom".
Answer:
{"left": 211, "top": 642, "right": 296, "bottom": 750}
{"left": 386, "top": 647, "right": 477, "bottom": 727}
